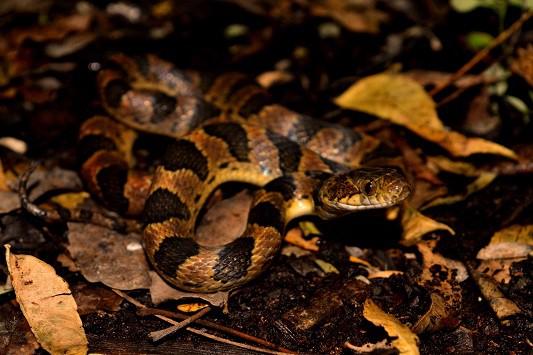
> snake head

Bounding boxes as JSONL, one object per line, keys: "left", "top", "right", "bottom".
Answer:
{"left": 316, "top": 167, "right": 411, "bottom": 218}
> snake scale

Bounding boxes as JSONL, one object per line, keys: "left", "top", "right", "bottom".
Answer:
{"left": 22, "top": 54, "right": 411, "bottom": 292}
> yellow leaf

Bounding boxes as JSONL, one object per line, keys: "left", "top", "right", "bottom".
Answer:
{"left": 177, "top": 303, "right": 209, "bottom": 313}
{"left": 50, "top": 192, "right": 91, "bottom": 210}
{"left": 5, "top": 245, "right": 88, "bottom": 355}
{"left": 334, "top": 73, "right": 518, "bottom": 160}
{"left": 315, "top": 259, "right": 340, "bottom": 274}
{"left": 363, "top": 298, "right": 420, "bottom": 355}
{"left": 401, "top": 204, "right": 455, "bottom": 246}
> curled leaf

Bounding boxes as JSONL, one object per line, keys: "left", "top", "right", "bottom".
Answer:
{"left": 401, "top": 204, "right": 455, "bottom": 246}
{"left": 5, "top": 245, "right": 88, "bottom": 355}
{"left": 334, "top": 73, "right": 518, "bottom": 160}
{"left": 363, "top": 298, "right": 420, "bottom": 354}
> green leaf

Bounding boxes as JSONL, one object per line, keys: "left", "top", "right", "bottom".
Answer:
{"left": 466, "top": 31, "right": 494, "bottom": 51}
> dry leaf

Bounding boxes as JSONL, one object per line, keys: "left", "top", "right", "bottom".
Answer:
{"left": 0, "top": 191, "right": 20, "bottom": 213}
{"left": 363, "top": 298, "right": 420, "bottom": 354}
{"left": 427, "top": 155, "right": 478, "bottom": 177}
{"left": 309, "top": 0, "right": 388, "bottom": 34}
{"left": 470, "top": 266, "right": 523, "bottom": 323}
{"left": 411, "top": 293, "right": 448, "bottom": 334}
{"left": 477, "top": 225, "right": 532, "bottom": 260}
{"left": 50, "top": 192, "right": 91, "bottom": 210}
{"left": 149, "top": 271, "right": 229, "bottom": 307}
{"left": 177, "top": 303, "right": 209, "bottom": 313}
{"left": 422, "top": 172, "right": 497, "bottom": 209}
{"left": 334, "top": 72, "right": 518, "bottom": 160}
{"left": 67, "top": 222, "right": 151, "bottom": 290}
{"left": 510, "top": 44, "right": 533, "bottom": 86}
{"left": 414, "top": 242, "right": 463, "bottom": 332}
{"left": 401, "top": 204, "right": 455, "bottom": 246}
{"left": 5, "top": 245, "right": 88, "bottom": 355}
{"left": 315, "top": 259, "right": 340, "bottom": 274}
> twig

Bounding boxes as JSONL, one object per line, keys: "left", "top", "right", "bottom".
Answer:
{"left": 429, "top": 10, "right": 533, "bottom": 97}
{"left": 185, "top": 327, "right": 290, "bottom": 355}
{"left": 112, "top": 289, "right": 296, "bottom": 354}
{"left": 137, "top": 307, "right": 296, "bottom": 354}
{"left": 150, "top": 306, "right": 211, "bottom": 342}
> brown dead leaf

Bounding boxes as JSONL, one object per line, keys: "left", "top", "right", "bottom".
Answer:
{"left": 427, "top": 155, "right": 478, "bottom": 177}
{"left": 363, "top": 298, "right": 420, "bottom": 354}
{"left": 510, "top": 44, "right": 533, "bottom": 86}
{"left": 196, "top": 190, "right": 252, "bottom": 246}
{"left": 401, "top": 204, "right": 455, "bottom": 246}
{"left": 66, "top": 222, "right": 151, "bottom": 290}
{"left": 470, "top": 265, "right": 523, "bottom": 323}
{"left": 411, "top": 293, "right": 448, "bottom": 334}
{"left": 5, "top": 245, "right": 88, "bottom": 355}
{"left": 149, "top": 272, "right": 229, "bottom": 307}
{"left": 309, "top": 0, "right": 388, "bottom": 34}
{"left": 334, "top": 72, "right": 518, "bottom": 160}
{"left": 415, "top": 241, "right": 463, "bottom": 331}
{"left": 71, "top": 283, "right": 123, "bottom": 316}
{"left": 422, "top": 172, "right": 497, "bottom": 209}
{"left": 475, "top": 225, "right": 532, "bottom": 283}
{"left": 476, "top": 259, "right": 517, "bottom": 284}
{"left": 0, "top": 191, "right": 20, "bottom": 214}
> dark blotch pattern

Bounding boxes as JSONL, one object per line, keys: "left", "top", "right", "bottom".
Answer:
{"left": 78, "top": 135, "right": 117, "bottom": 163}
{"left": 266, "top": 132, "right": 302, "bottom": 173}
{"left": 102, "top": 80, "right": 130, "bottom": 108}
{"left": 203, "top": 123, "right": 250, "bottom": 162}
{"left": 238, "top": 92, "right": 272, "bottom": 118}
{"left": 96, "top": 165, "right": 129, "bottom": 214}
{"left": 264, "top": 176, "right": 297, "bottom": 201}
{"left": 150, "top": 92, "right": 177, "bottom": 123}
{"left": 162, "top": 140, "right": 209, "bottom": 181}
{"left": 144, "top": 188, "right": 191, "bottom": 225}
{"left": 154, "top": 237, "right": 200, "bottom": 277}
{"left": 248, "top": 201, "right": 284, "bottom": 232}
{"left": 212, "top": 237, "right": 255, "bottom": 283}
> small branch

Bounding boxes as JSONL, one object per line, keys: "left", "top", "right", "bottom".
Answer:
{"left": 186, "top": 327, "right": 291, "bottom": 355}
{"left": 150, "top": 306, "right": 211, "bottom": 342}
{"left": 113, "top": 289, "right": 296, "bottom": 354}
{"left": 429, "top": 10, "right": 533, "bottom": 97}
{"left": 138, "top": 307, "right": 296, "bottom": 354}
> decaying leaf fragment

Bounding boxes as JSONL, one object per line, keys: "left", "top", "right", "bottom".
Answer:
{"left": 5, "top": 245, "right": 88, "bottom": 355}
{"left": 477, "top": 224, "right": 532, "bottom": 260}
{"left": 422, "top": 172, "right": 497, "bottom": 209}
{"left": 411, "top": 293, "right": 448, "bottom": 334}
{"left": 363, "top": 298, "right": 420, "bottom": 355}
{"left": 470, "top": 265, "right": 523, "bottom": 324}
{"left": 334, "top": 72, "right": 518, "bottom": 160}
{"left": 414, "top": 241, "right": 463, "bottom": 331}
{"left": 66, "top": 222, "right": 151, "bottom": 290}
{"left": 401, "top": 203, "right": 455, "bottom": 246}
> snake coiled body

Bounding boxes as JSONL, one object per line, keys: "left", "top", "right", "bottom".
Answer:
{"left": 68, "top": 54, "right": 411, "bottom": 292}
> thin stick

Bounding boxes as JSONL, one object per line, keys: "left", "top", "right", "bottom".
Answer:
{"left": 429, "top": 10, "right": 533, "bottom": 97}
{"left": 112, "top": 290, "right": 296, "bottom": 354}
{"left": 150, "top": 306, "right": 211, "bottom": 341}
{"left": 186, "top": 327, "right": 290, "bottom": 355}
{"left": 138, "top": 307, "right": 296, "bottom": 354}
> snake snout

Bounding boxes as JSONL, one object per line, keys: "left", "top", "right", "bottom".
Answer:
{"left": 385, "top": 175, "right": 411, "bottom": 204}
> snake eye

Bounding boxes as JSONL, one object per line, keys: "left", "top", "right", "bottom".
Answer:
{"left": 363, "top": 180, "right": 376, "bottom": 195}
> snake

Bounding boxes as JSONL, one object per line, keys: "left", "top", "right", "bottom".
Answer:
{"left": 20, "top": 54, "right": 411, "bottom": 292}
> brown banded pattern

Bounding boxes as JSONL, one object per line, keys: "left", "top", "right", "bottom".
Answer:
{"left": 69, "top": 54, "right": 413, "bottom": 292}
